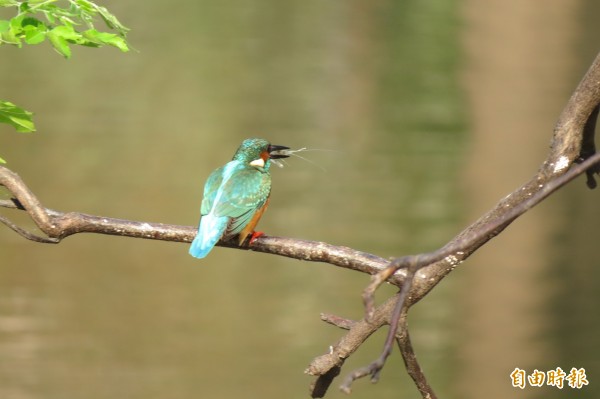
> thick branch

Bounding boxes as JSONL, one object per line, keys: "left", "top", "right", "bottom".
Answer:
{"left": 1, "top": 165, "right": 392, "bottom": 279}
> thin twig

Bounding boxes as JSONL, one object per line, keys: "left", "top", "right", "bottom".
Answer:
{"left": 578, "top": 104, "right": 600, "bottom": 188}
{"left": 307, "top": 295, "right": 399, "bottom": 398}
{"left": 320, "top": 313, "right": 356, "bottom": 330}
{"left": 396, "top": 311, "right": 437, "bottom": 399}
{"left": 0, "top": 214, "right": 60, "bottom": 243}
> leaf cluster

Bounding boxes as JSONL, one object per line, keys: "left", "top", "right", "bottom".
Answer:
{"left": 0, "top": 0, "right": 130, "bottom": 163}
{"left": 0, "top": 0, "right": 129, "bottom": 57}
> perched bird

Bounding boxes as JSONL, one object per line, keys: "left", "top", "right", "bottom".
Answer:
{"left": 189, "top": 138, "right": 289, "bottom": 258}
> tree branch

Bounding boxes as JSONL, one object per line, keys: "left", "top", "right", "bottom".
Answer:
{"left": 331, "top": 51, "right": 600, "bottom": 395}
{"left": 396, "top": 311, "right": 436, "bottom": 399}
{"left": 0, "top": 165, "right": 392, "bottom": 278}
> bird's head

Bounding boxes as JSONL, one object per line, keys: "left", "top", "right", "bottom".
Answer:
{"left": 233, "top": 138, "right": 290, "bottom": 171}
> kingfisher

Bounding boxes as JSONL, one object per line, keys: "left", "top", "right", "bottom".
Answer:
{"left": 189, "top": 138, "right": 290, "bottom": 258}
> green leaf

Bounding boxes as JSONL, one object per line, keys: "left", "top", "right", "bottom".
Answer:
{"left": 83, "top": 28, "right": 128, "bottom": 52}
{"left": 47, "top": 30, "right": 70, "bottom": 57}
{"left": 9, "top": 14, "right": 25, "bottom": 36}
{"left": 24, "top": 24, "right": 46, "bottom": 44}
{"left": 1, "top": 17, "right": 23, "bottom": 46}
{"left": 0, "top": 101, "right": 36, "bottom": 133}
{"left": 18, "top": 17, "right": 48, "bottom": 44}
{"left": 0, "top": 29, "right": 21, "bottom": 46}
{"left": 47, "top": 24, "right": 82, "bottom": 57}
{"left": 0, "top": 156, "right": 6, "bottom": 164}
{"left": 50, "top": 24, "right": 80, "bottom": 40}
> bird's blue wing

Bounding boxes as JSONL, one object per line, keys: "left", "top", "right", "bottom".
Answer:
{"left": 189, "top": 165, "right": 228, "bottom": 259}
{"left": 200, "top": 165, "right": 225, "bottom": 216}
{"left": 211, "top": 166, "right": 271, "bottom": 236}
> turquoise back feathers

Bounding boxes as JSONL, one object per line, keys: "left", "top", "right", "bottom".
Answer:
{"left": 189, "top": 138, "right": 289, "bottom": 258}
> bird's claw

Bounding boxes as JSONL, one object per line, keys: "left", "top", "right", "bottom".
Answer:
{"left": 248, "top": 231, "right": 264, "bottom": 245}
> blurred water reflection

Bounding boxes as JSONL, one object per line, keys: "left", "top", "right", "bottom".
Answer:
{"left": 0, "top": 1, "right": 598, "bottom": 398}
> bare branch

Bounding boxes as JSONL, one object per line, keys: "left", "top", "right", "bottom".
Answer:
{"left": 320, "top": 313, "right": 356, "bottom": 330}
{"left": 578, "top": 104, "right": 600, "bottom": 188}
{"left": 0, "top": 214, "right": 60, "bottom": 243}
{"left": 340, "top": 258, "right": 419, "bottom": 393}
{"left": 396, "top": 312, "right": 437, "bottom": 399}
{"left": 548, "top": 52, "right": 600, "bottom": 167}
{"left": 307, "top": 295, "right": 398, "bottom": 398}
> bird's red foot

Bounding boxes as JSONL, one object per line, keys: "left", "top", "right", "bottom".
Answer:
{"left": 249, "top": 231, "right": 264, "bottom": 245}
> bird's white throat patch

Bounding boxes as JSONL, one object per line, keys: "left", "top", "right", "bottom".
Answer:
{"left": 250, "top": 158, "right": 265, "bottom": 168}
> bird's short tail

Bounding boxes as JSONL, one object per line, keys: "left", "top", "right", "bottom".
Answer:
{"left": 189, "top": 214, "right": 228, "bottom": 259}
{"left": 189, "top": 235, "right": 212, "bottom": 259}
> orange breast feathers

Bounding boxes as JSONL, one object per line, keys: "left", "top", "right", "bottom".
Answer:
{"left": 238, "top": 196, "right": 271, "bottom": 245}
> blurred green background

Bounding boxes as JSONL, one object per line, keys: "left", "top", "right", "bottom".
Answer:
{"left": 1, "top": 1, "right": 599, "bottom": 398}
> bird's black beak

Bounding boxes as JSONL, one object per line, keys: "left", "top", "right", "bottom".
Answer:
{"left": 268, "top": 144, "right": 290, "bottom": 159}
